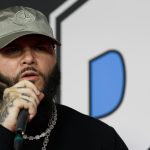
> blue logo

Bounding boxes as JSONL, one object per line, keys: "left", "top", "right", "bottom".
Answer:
{"left": 89, "top": 50, "right": 126, "bottom": 118}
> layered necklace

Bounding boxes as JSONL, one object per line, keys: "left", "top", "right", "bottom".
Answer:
{"left": 23, "top": 103, "right": 57, "bottom": 150}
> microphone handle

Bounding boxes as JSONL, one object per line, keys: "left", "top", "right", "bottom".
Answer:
{"left": 14, "top": 109, "right": 28, "bottom": 150}
{"left": 16, "top": 109, "right": 28, "bottom": 133}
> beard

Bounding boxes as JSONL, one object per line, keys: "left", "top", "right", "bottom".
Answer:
{"left": 0, "top": 63, "right": 60, "bottom": 132}
{"left": 0, "top": 63, "right": 60, "bottom": 101}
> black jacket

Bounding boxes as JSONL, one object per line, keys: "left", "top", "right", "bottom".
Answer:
{"left": 0, "top": 104, "right": 128, "bottom": 150}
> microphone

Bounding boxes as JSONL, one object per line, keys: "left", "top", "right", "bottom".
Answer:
{"left": 14, "top": 109, "right": 28, "bottom": 150}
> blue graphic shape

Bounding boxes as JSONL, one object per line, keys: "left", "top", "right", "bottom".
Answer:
{"left": 90, "top": 50, "right": 126, "bottom": 118}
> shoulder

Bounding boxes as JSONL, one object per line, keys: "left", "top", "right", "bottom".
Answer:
{"left": 56, "top": 104, "right": 120, "bottom": 139}
{"left": 55, "top": 104, "right": 128, "bottom": 149}
{"left": 54, "top": 104, "right": 127, "bottom": 150}
{"left": 56, "top": 103, "right": 112, "bottom": 129}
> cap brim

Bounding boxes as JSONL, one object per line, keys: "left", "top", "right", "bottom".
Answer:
{"left": 0, "top": 31, "right": 61, "bottom": 48}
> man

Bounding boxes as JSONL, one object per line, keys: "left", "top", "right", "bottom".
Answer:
{"left": 0, "top": 6, "right": 128, "bottom": 150}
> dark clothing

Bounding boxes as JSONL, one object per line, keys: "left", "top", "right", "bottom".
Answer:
{"left": 0, "top": 104, "right": 128, "bottom": 150}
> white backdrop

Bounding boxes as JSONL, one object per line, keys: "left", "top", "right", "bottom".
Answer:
{"left": 52, "top": 0, "right": 150, "bottom": 149}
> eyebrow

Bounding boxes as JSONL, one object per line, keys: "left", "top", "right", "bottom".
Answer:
{"left": 4, "top": 42, "right": 19, "bottom": 47}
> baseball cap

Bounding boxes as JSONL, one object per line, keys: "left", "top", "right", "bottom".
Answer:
{"left": 0, "top": 6, "right": 61, "bottom": 48}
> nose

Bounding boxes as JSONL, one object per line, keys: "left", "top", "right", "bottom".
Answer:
{"left": 21, "top": 47, "right": 37, "bottom": 65}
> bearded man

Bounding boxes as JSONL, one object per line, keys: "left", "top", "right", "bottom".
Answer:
{"left": 0, "top": 6, "right": 128, "bottom": 150}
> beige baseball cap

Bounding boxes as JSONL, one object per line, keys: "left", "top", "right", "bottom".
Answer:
{"left": 0, "top": 6, "right": 61, "bottom": 48}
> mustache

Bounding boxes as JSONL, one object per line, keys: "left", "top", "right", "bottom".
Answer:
{"left": 16, "top": 66, "right": 46, "bottom": 80}
{"left": 16, "top": 66, "right": 47, "bottom": 85}
{"left": 0, "top": 66, "right": 45, "bottom": 87}
{"left": 19, "top": 66, "right": 40, "bottom": 76}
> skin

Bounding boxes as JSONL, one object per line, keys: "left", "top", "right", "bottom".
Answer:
{"left": 0, "top": 34, "right": 57, "bottom": 132}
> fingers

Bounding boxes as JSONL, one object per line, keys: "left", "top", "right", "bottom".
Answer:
{"left": 13, "top": 80, "right": 40, "bottom": 95}
{"left": 13, "top": 97, "right": 37, "bottom": 120}
{"left": 2, "top": 80, "right": 45, "bottom": 125}
{"left": 4, "top": 87, "right": 40, "bottom": 107}
{"left": 19, "top": 88, "right": 40, "bottom": 106}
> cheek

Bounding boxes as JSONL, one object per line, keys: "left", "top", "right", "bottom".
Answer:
{"left": 38, "top": 56, "right": 56, "bottom": 74}
{"left": 35, "top": 56, "right": 56, "bottom": 90}
{"left": 0, "top": 59, "right": 18, "bottom": 76}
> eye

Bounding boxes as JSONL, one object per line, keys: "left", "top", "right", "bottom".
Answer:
{"left": 0, "top": 47, "right": 21, "bottom": 56}
{"left": 35, "top": 46, "right": 48, "bottom": 51}
{"left": 34, "top": 45, "right": 55, "bottom": 54}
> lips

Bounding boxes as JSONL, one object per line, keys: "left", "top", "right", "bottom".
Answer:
{"left": 20, "top": 70, "right": 39, "bottom": 81}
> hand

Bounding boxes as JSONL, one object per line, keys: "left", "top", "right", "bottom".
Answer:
{"left": 0, "top": 80, "right": 44, "bottom": 132}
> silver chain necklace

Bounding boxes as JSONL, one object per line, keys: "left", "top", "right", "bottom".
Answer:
{"left": 23, "top": 104, "right": 57, "bottom": 150}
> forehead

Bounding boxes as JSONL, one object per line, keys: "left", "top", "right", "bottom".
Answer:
{"left": 6, "top": 34, "right": 54, "bottom": 46}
